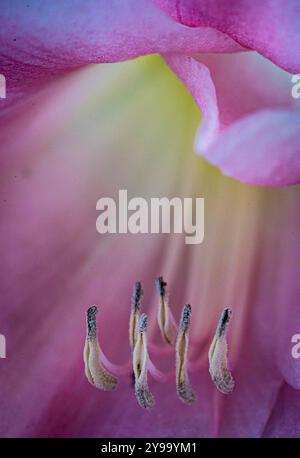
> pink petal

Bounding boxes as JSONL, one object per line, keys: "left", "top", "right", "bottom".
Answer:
{"left": 263, "top": 384, "right": 300, "bottom": 437}
{"left": 153, "top": 0, "right": 300, "bottom": 73}
{"left": 203, "top": 109, "right": 300, "bottom": 186}
{"left": 166, "top": 52, "right": 300, "bottom": 185}
{"left": 0, "top": 0, "right": 243, "bottom": 111}
{"left": 0, "top": 56, "right": 299, "bottom": 437}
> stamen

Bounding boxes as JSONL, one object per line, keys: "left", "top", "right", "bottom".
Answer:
{"left": 83, "top": 305, "right": 118, "bottom": 391}
{"left": 208, "top": 307, "right": 235, "bottom": 395}
{"left": 175, "top": 304, "right": 196, "bottom": 405}
{"left": 129, "top": 281, "right": 143, "bottom": 351}
{"left": 156, "top": 276, "right": 177, "bottom": 345}
{"left": 133, "top": 313, "right": 155, "bottom": 409}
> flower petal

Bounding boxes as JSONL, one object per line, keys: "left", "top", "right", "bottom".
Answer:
{"left": 153, "top": 0, "right": 300, "bottom": 73}
{"left": 262, "top": 384, "right": 300, "bottom": 437}
{"left": 0, "top": 55, "right": 299, "bottom": 438}
{"left": 202, "top": 109, "right": 300, "bottom": 186}
{"left": 165, "top": 52, "right": 300, "bottom": 185}
{"left": 0, "top": 0, "right": 243, "bottom": 112}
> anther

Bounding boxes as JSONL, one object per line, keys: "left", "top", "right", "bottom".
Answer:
{"left": 87, "top": 305, "right": 98, "bottom": 340}
{"left": 155, "top": 276, "right": 167, "bottom": 297}
{"left": 138, "top": 313, "right": 147, "bottom": 333}
{"left": 129, "top": 281, "right": 143, "bottom": 351}
{"left": 216, "top": 307, "right": 232, "bottom": 338}
{"left": 131, "top": 281, "right": 143, "bottom": 313}
{"left": 83, "top": 305, "right": 118, "bottom": 391}
{"left": 208, "top": 307, "right": 235, "bottom": 395}
{"left": 156, "top": 276, "right": 176, "bottom": 345}
{"left": 133, "top": 313, "right": 155, "bottom": 409}
{"left": 175, "top": 304, "right": 196, "bottom": 405}
{"left": 180, "top": 303, "right": 191, "bottom": 334}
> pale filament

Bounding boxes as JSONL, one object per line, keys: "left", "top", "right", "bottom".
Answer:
{"left": 133, "top": 313, "right": 155, "bottom": 409}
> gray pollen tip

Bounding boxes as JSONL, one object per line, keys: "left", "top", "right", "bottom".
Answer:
{"left": 217, "top": 307, "right": 232, "bottom": 338}
{"left": 138, "top": 313, "right": 148, "bottom": 333}
{"left": 131, "top": 281, "right": 143, "bottom": 312}
{"left": 180, "top": 304, "right": 192, "bottom": 333}
{"left": 155, "top": 276, "right": 167, "bottom": 297}
{"left": 86, "top": 305, "right": 98, "bottom": 339}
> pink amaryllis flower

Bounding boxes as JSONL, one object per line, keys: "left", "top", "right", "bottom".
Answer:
{"left": 0, "top": 0, "right": 300, "bottom": 438}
